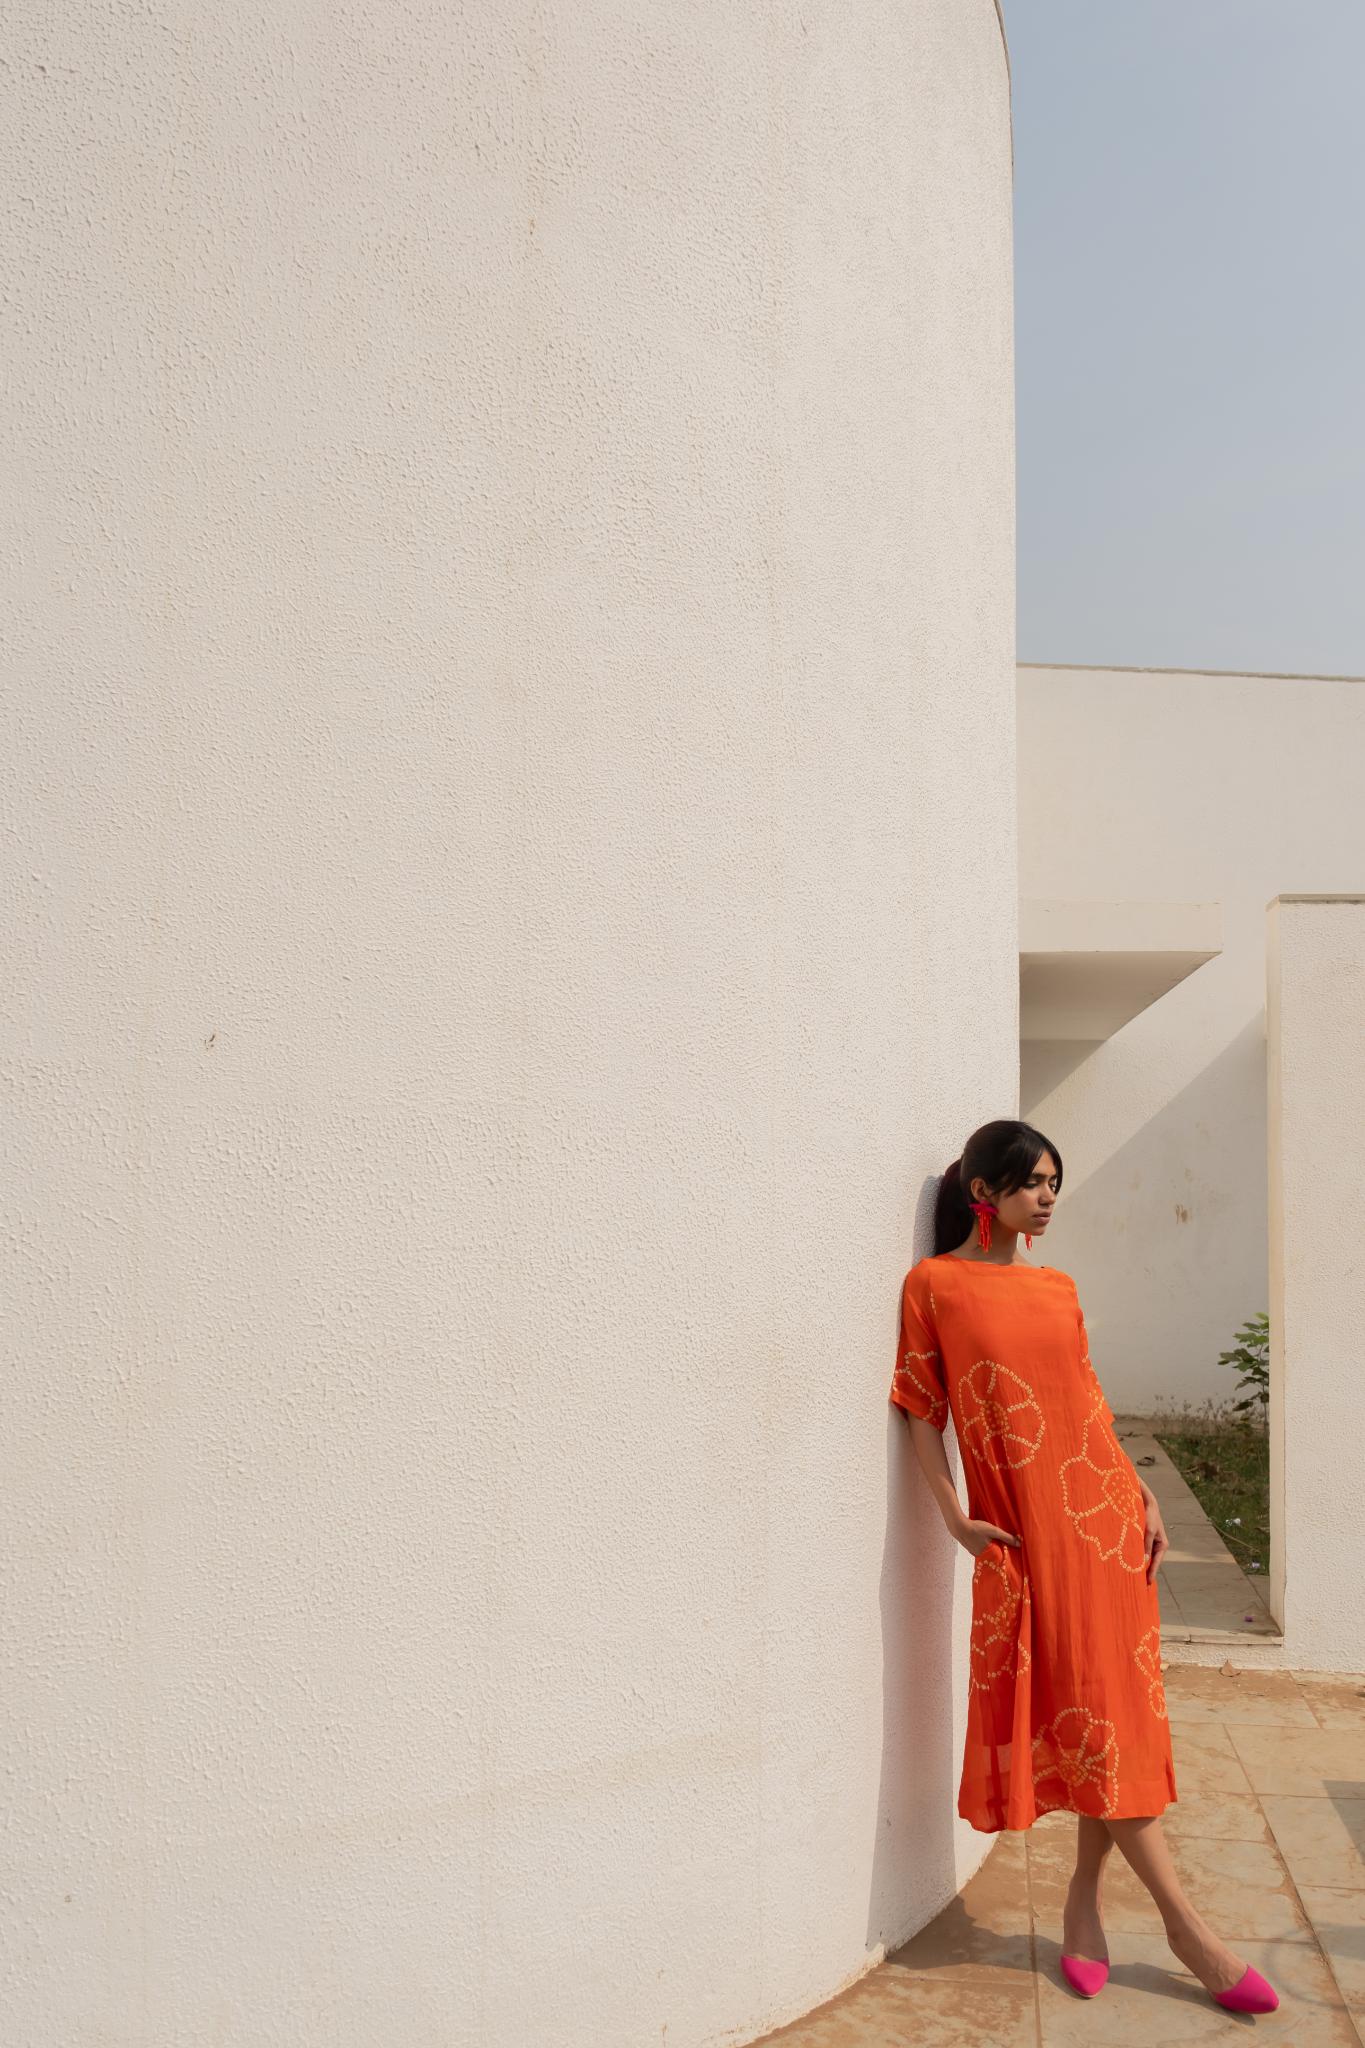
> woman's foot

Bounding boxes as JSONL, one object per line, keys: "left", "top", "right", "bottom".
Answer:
{"left": 1164, "top": 1910, "right": 1251, "bottom": 1996}
{"left": 1062, "top": 1873, "right": 1108, "bottom": 1965}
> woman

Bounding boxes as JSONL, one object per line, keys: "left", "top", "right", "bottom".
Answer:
{"left": 892, "top": 1118, "right": 1277, "bottom": 2015}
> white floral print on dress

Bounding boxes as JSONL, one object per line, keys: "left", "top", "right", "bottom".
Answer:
{"left": 957, "top": 1359, "right": 1046, "bottom": 1472}
{"left": 1058, "top": 1391, "right": 1148, "bottom": 1574}
{"left": 969, "top": 1545, "right": 1025, "bottom": 1696}
{"left": 1133, "top": 1624, "right": 1168, "bottom": 1719}
{"left": 892, "top": 1343, "right": 949, "bottom": 1431}
{"left": 1032, "top": 1705, "right": 1120, "bottom": 1817}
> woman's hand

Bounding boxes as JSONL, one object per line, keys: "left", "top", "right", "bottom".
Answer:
{"left": 956, "top": 1516, "right": 1022, "bottom": 1560}
{"left": 1141, "top": 1492, "right": 1169, "bottom": 1583}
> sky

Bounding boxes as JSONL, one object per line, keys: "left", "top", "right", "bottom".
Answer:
{"left": 1007, "top": 1, "right": 1365, "bottom": 677}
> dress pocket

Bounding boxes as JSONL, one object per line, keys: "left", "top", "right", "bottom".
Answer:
{"left": 968, "top": 1539, "right": 1026, "bottom": 1696}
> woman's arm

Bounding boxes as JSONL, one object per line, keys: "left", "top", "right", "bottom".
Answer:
{"left": 901, "top": 1413, "right": 1022, "bottom": 1558}
{"left": 903, "top": 1412, "right": 968, "bottom": 1539}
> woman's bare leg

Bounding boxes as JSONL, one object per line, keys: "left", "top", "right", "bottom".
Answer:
{"left": 1104, "top": 1814, "right": 1248, "bottom": 1994}
{"left": 1062, "top": 1814, "right": 1113, "bottom": 1961}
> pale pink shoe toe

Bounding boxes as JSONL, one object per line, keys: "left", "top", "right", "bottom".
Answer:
{"left": 1212, "top": 1961, "right": 1279, "bottom": 2013}
{"left": 1060, "top": 1952, "right": 1109, "bottom": 1997}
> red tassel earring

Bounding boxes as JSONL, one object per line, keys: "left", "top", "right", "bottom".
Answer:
{"left": 968, "top": 1199, "right": 997, "bottom": 1251}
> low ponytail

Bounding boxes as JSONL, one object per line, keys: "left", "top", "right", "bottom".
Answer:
{"left": 933, "top": 1157, "right": 975, "bottom": 1256}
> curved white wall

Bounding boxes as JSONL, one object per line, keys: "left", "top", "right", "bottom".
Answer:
{"left": 1, "top": 5, "right": 1015, "bottom": 2042}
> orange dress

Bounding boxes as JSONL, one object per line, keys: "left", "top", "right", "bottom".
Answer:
{"left": 891, "top": 1254, "right": 1177, "bottom": 1832}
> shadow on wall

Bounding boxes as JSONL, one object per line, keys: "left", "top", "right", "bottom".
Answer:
{"left": 1021, "top": 1011, "right": 1267, "bottom": 1416}
{"left": 868, "top": 1174, "right": 991, "bottom": 1953}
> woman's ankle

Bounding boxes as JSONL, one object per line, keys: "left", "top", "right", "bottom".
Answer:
{"left": 1165, "top": 1908, "right": 1237, "bottom": 1958}
{"left": 1163, "top": 1913, "right": 1248, "bottom": 1993}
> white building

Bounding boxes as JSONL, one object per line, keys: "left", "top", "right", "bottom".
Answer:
{"left": 1019, "top": 659, "right": 1365, "bottom": 1422}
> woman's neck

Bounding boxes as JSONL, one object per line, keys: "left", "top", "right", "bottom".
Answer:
{"left": 952, "top": 1226, "right": 1029, "bottom": 1264}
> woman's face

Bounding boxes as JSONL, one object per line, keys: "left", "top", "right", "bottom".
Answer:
{"left": 979, "top": 1151, "right": 1059, "bottom": 1237}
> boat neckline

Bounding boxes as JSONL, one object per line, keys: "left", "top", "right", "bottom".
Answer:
{"left": 934, "top": 1254, "right": 1053, "bottom": 1271}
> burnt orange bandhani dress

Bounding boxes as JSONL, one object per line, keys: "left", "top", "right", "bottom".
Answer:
{"left": 891, "top": 1254, "right": 1177, "bottom": 1833}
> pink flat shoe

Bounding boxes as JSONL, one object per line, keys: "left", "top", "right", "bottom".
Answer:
{"left": 1060, "top": 1953, "right": 1109, "bottom": 1997}
{"left": 1211, "top": 1962, "right": 1279, "bottom": 2013}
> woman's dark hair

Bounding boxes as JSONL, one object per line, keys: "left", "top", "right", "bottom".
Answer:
{"left": 933, "top": 1119, "right": 1063, "bottom": 1255}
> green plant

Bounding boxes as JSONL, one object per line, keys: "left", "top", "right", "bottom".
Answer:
{"left": 1218, "top": 1311, "right": 1269, "bottom": 1420}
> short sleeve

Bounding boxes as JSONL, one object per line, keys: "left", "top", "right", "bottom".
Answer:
{"left": 890, "top": 1262, "right": 950, "bottom": 1432}
{"left": 1073, "top": 1289, "right": 1115, "bottom": 1428}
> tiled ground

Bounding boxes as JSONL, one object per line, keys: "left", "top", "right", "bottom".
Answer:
{"left": 754, "top": 1665, "right": 1365, "bottom": 2045}
{"left": 1115, "top": 1418, "right": 1281, "bottom": 1644}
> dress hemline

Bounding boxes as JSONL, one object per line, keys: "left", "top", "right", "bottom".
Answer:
{"left": 961, "top": 1774, "right": 1178, "bottom": 1835}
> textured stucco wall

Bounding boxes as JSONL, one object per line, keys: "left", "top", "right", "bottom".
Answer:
{"left": 1018, "top": 665, "right": 1365, "bottom": 1419}
{"left": 1, "top": 5, "right": 1015, "bottom": 2043}
{"left": 1267, "top": 896, "right": 1365, "bottom": 1672}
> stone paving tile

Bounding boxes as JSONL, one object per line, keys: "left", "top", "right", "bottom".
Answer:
{"left": 1178, "top": 1604, "right": 1281, "bottom": 1637}
{"left": 1116, "top": 1431, "right": 1209, "bottom": 1516}
{"left": 1168, "top": 1719, "right": 1256, "bottom": 1795}
{"left": 1297, "top": 1678, "right": 1365, "bottom": 1732}
{"left": 1167, "top": 1681, "right": 1313, "bottom": 1729}
{"left": 1163, "top": 1522, "right": 1249, "bottom": 1565}
{"left": 1162, "top": 1569, "right": 1280, "bottom": 1637}
{"left": 868, "top": 1966, "right": 1039, "bottom": 2046}
{"left": 1168, "top": 1665, "right": 1307, "bottom": 1704}
{"left": 1228, "top": 1723, "right": 1365, "bottom": 1798}
{"left": 1135, "top": 1835, "right": 1313, "bottom": 1942}
{"left": 1160, "top": 1491, "right": 1225, "bottom": 1524}
{"left": 1260, "top": 1796, "right": 1365, "bottom": 1892}
{"left": 1164, "top": 1554, "right": 1244, "bottom": 1580}
{"left": 752, "top": 1966, "right": 1040, "bottom": 2048}
{"left": 1162, "top": 1786, "right": 1274, "bottom": 1841}
{"left": 1166, "top": 1668, "right": 1320, "bottom": 1727}
{"left": 1298, "top": 1887, "right": 1365, "bottom": 2031}
{"left": 1170, "top": 1564, "right": 1277, "bottom": 1597}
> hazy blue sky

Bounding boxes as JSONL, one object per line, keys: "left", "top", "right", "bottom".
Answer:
{"left": 1008, "top": 1, "right": 1365, "bottom": 676}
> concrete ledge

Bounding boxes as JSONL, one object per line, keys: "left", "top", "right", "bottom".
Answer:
{"left": 1020, "top": 898, "right": 1222, "bottom": 1040}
